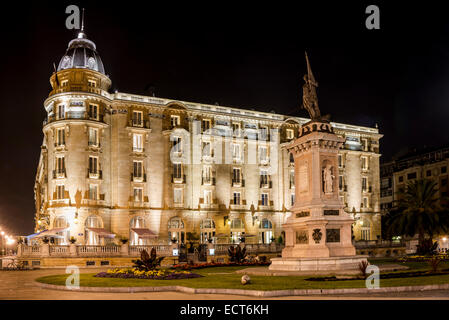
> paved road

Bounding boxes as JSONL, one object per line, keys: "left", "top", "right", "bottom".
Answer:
{"left": 1, "top": 268, "right": 449, "bottom": 300}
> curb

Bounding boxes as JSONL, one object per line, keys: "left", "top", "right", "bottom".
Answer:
{"left": 35, "top": 282, "right": 449, "bottom": 297}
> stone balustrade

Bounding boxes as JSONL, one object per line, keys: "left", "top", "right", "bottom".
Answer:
{"left": 17, "top": 243, "right": 283, "bottom": 259}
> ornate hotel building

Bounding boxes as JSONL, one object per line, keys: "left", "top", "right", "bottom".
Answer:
{"left": 34, "top": 29, "right": 383, "bottom": 246}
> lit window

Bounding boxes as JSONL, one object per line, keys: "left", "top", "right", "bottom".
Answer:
{"left": 173, "top": 188, "right": 182, "bottom": 203}
{"left": 232, "top": 144, "right": 241, "bottom": 160}
{"left": 286, "top": 129, "right": 294, "bottom": 140}
{"left": 202, "top": 119, "right": 211, "bottom": 132}
{"left": 204, "top": 190, "right": 212, "bottom": 204}
{"left": 88, "top": 104, "right": 98, "bottom": 120}
{"left": 132, "top": 111, "right": 143, "bottom": 127}
{"left": 133, "top": 133, "right": 143, "bottom": 152}
{"left": 57, "top": 105, "right": 65, "bottom": 120}
{"left": 56, "top": 128, "right": 65, "bottom": 146}
{"left": 233, "top": 192, "right": 241, "bottom": 205}
{"left": 259, "top": 126, "right": 268, "bottom": 141}
{"left": 89, "top": 184, "right": 98, "bottom": 200}
{"left": 361, "top": 156, "right": 369, "bottom": 170}
{"left": 259, "top": 146, "right": 268, "bottom": 163}
{"left": 261, "top": 193, "right": 268, "bottom": 206}
{"left": 232, "top": 123, "right": 241, "bottom": 136}
{"left": 88, "top": 127, "right": 98, "bottom": 146}
{"left": 134, "top": 188, "right": 143, "bottom": 202}
{"left": 173, "top": 136, "right": 182, "bottom": 153}
{"left": 171, "top": 115, "right": 180, "bottom": 128}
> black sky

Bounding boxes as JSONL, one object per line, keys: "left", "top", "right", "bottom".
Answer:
{"left": 0, "top": 1, "right": 448, "bottom": 235}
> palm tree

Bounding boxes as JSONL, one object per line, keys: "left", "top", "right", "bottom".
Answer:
{"left": 385, "top": 179, "right": 449, "bottom": 253}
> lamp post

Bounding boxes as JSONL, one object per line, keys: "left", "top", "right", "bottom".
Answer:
{"left": 0, "top": 231, "right": 5, "bottom": 256}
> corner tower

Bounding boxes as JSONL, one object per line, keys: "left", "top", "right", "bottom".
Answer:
{"left": 34, "top": 27, "right": 113, "bottom": 245}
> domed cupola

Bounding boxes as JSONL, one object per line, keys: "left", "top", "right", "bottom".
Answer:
{"left": 57, "top": 26, "right": 105, "bottom": 75}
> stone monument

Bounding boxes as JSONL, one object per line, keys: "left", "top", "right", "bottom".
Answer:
{"left": 269, "top": 52, "right": 367, "bottom": 272}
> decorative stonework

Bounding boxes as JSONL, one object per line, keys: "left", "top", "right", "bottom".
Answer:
{"left": 326, "top": 229, "right": 341, "bottom": 243}
{"left": 312, "top": 229, "right": 322, "bottom": 244}
{"left": 295, "top": 211, "right": 310, "bottom": 218}
{"left": 323, "top": 210, "right": 339, "bottom": 216}
{"left": 296, "top": 230, "right": 309, "bottom": 244}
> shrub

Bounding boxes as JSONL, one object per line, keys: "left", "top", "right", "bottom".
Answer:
{"left": 358, "top": 260, "right": 370, "bottom": 279}
{"left": 132, "top": 248, "right": 164, "bottom": 271}
{"left": 228, "top": 245, "right": 247, "bottom": 263}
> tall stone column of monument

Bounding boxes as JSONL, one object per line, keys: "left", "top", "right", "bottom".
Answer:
{"left": 270, "top": 52, "right": 366, "bottom": 272}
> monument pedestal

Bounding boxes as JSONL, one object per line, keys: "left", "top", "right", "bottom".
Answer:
{"left": 269, "top": 120, "right": 366, "bottom": 273}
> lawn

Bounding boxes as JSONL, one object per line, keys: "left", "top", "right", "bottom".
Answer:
{"left": 35, "top": 262, "right": 449, "bottom": 291}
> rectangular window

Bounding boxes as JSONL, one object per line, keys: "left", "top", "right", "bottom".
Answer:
{"left": 56, "top": 185, "right": 65, "bottom": 199}
{"left": 291, "top": 193, "right": 295, "bottom": 206}
{"left": 338, "top": 154, "right": 343, "bottom": 168}
{"left": 289, "top": 170, "right": 295, "bottom": 188}
{"left": 56, "top": 128, "right": 65, "bottom": 146}
{"left": 361, "top": 156, "right": 368, "bottom": 170}
{"left": 202, "top": 141, "right": 211, "bottom": 157}
{"left": 259, "top": 126, "right": 268, "bottom": 141}
{"left": 260, "top": 170, "right": 268, "bottom": 186}
{"left": 88, "top": 127, "right": 98, "bottom": 146}
{"left": 173, "top": 188, "right": 182, "bottom": 203}
{"left": 233, "top": 168, "right": 241, "bottom": 184}
{"left": 259, "top": 146, "right": 268, "bottom": 163}
{"left": 88, "top": 80, "right": 97, "bottom": 87}
{"left": 173, "top": 136, "right": 182, "bottom": 153}
{"left": 133, "top": 133, "right": 143, "bottom": 152}
{"left": 233, "top": 192, "right": 241, "bottom": 205}
{"left": 399, "top": 176, "right": 404, "bottom": 183}
{"left": 134, "top": 188, "right": 143, "bottom": 202}
{"left": 232, "top": 144, "right": 241, "bottom": 160}
{"left": 89, "top": 156, "right": 98, "bottom": 174}
{"left": 88, "top": 104, "right": 98, "bottom": 120}
{"left": 232, "top": 123, "right": 241, "bottom": 136}
{"left": 339, "top": 175, "right": 344, "bottom": 190}
{"left": 361, "top": 138, "right": 368, "bottom": 151}
{"left": 133, "top": 161, "right": 143, "bottom": 178}
{"left": 442, "top": 178, "right": 448, "bottom": 187}
{"left": 407, "top": 172, "right": 417, "bottom": 180}
{"left": 204, "top": 190, "right": 212, "bottom": 204}
{"left": 362, "top": 197, "right": 369, "bottom": 208}
{"left": 261, "top": 193, "right": 268, "bottom": 206}
{"left": 132, "top": 111, "right": 143, "bottom": 127}
{"left": 202, "top": 119, "right": 211, "bottom": 132}
{"left": 286, "top": 129, "right": 294, "bottom": 140}
{"left": 426, "top": 170, "right": 432, "bottom": 177}
{"left": 361, "top": 229, "right": 370, "bottom": 241}
{"left": 89, "top": 184, "right": 98, "bottom": 200}
{"left": 362, "top": 177, "right": 368, "bottom": 192}
{"left": 56, "top": 157, "right": 65, "bottom": 174}
{"left": 442, "top": 166, "right": 447, "bottom": 174}
{"left": 57, "top": 105, "right": 65, "bottom": 120}
{"left": 203, "top": 165, "right": 212, "bottom": 184}
{"left": 173, "top": 163, "right": 182, "bottom": 179}
{"left": 171, "top": 115, "right": 180, "bottom": 128}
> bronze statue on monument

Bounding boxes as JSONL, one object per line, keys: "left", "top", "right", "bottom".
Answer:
{"left": 301, "top": 52, "right": 330, "bottom": 122}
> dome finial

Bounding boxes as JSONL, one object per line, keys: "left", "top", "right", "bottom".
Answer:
{"left": 77, "top": 8, "right": 86, "bottom": 39}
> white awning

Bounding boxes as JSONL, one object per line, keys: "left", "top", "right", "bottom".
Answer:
{"left": 131, "top": 228, "right": 158, "bottom": 239}
{"left": 86, "top": 228, "right": 116, "bottom": 238}
{"left": 31, "top": 228, "right": 68, "bottom": 239}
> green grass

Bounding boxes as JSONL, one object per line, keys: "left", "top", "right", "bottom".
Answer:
{"left": 35, "top": 264, "right": 449, "bottom": 291}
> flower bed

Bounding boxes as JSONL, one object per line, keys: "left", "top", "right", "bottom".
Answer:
{"left": 172, "top": 261, "right": 270, "bottom": 270}
{"left": 397, "top": 254, "right": 449, "bottom": 262}
{"left": 94, "top": 268, "right": 203, "bottom": 280}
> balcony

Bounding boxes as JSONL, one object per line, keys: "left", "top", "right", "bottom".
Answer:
{"left": 87, "top": 169, "right": 103, "bottom": 179}
{"left": 229, "top": 199, "right": 247, "bottom": 210}
{"left": 52, "top": 169, "right": 66, "bottom": 179}
{"left": 258, "top": 200, "right": 274, "bottom": 210}
{"left": 260, "top": 177, "right": 272, "bottom": 188}
{"left": 128, "top": 119, "right": 150, "bottom": 129}
{"left": 44, "top": 113, "right": 106, "bottom": 126}
{"left": 198, "top": 198, "right": 219, "bottom": 209}
{"left": 131, "top": 173, "right": 147, "bottom": 183}
{"left": 171, "top": 174, "right": 186, "bottom": 184}
{"left": 201, "top": 177, "right": 216, "bottom": 186}
{"left": 232, "top": 179, "right": 245, "bottom": 187}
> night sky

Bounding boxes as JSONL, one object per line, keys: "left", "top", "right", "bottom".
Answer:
{"left": 0, "top": 1, "right": 448, "bottom": 235}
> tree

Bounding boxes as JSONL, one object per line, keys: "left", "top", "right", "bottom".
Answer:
{"left": 385, "top": 179, "right": 449, "bottom": 254}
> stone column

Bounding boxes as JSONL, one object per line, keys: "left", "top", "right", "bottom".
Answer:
{"left": 41, "top": 244, "right": 50, "bottom": 257}
{"left": 69, "top": 243, "right": 77, "bottom": 257}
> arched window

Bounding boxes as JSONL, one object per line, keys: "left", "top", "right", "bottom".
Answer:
{"left": 53, "top": 216, "right": 69, "bottom": 245}
{"left": 85, "top": 215, "right": 103, "bottom": 245}
{"left": 168, "top": 217, "right": 185, "bottom": 244}
{"left": 259, "top": 218, "right": 273, "bottom": 244}
{"left": 130, "top": 216, "right": 147, "bottom": 245}
{"left": 230, "top": 218, "right": 245, "bottom": 244}
{"left": 200, "top": 218, "right": 216, "bottom": 243}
